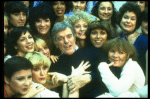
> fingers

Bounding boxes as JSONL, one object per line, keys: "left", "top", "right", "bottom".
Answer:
{"left": 83, "top": 64, "right": 91, "bottom": 70}
{"left": 78, "top": 60, "right": 84, "bottom": 68}
{"left": 108, "top": 62, "right": 114, "bottom": 67}
{"left": 50, "top": 55, "right": 59, "bottom": 63}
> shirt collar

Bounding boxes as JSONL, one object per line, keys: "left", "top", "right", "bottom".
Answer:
{"left": 61, "top": 45, "right": 79, "bottom": 55}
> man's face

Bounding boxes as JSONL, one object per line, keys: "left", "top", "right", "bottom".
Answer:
{"left": 54, "top": 27, "right": 76, "bottom": 55}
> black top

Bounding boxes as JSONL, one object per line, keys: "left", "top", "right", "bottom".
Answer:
{"left": 49, "top": 46, "right": 121, "bottom": 97}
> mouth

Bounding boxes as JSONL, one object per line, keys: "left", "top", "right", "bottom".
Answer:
{"left": 78, "top": 32, "right": 85, "bottom": 36}
{"left": 26, "top": 44, "right": 34, "bottom": 50}
{"left": 64, "top": 45, "right": 72, "bottom": 50}
{"left": 103, "top": 14, "right": 110, "bottom": 18}
{"left": 23, "top": 88, "right": 28, "bottom": 91}
{"left": 39, "top": 78, "right": 46, "bottom": 80}
{"left": 56, "top": 10, "right": 64, "bottom": 14}
{"left": 95, "top": 40, "right": 102, "bottom": 45}
{"left": 39, "top": 28, "right": 48, "bottom": 32}
{"left": 18, "top": 22, "right": 25, "bottom": 26}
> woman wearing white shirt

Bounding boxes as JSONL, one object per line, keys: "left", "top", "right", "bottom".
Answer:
{"left": 97, "top": 37, "right": 145, "bottom": 97}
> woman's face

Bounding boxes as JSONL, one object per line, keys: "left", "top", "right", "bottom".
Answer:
{"left": 35, "top": 18, "right": 51, "bottom": 35}
{"left": 98, "top": 2, "right": 113, "bottom": 21}
{"left": 32, "top": 65, "right": 49, "bottom": 84}
{"left": 7, "top": 69, "right": 32, "bottom": 95}
{"left": 74, "top": 19, "right": 88, "bottom": 39}
{"left": 120, "top": 11, "right": 137, "bottom": 33}
{"left": 108, "top": 49, "right": 129, "bottom": 67}
{"left": 136, "top": 1, "right": 145, "bottom": 12}
{"left": 4, "top": 15, "right": 8, "bottom": 34}
{"left": 9, "top": 12, "right": 27, "bottom": 27}
{"left": 15, "top": 31, "right": 34, "bottom": 56}
{"left": 90, "top": 28, "right": 108, "bottom": 48}
{"left": 52, "top": 1, "right": 66, "bottom": 17}
{"left": 72, "top": 1, "right": 87, "bottom": 11}
{"left": 37, "top": 44, "right": 51, "bottom": 59}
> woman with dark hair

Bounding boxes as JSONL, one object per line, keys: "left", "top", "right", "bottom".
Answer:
{"left": 97, "top": 37, "right": 145, "bottom": 97}
{"left": 44, "top": 1, "right": 71, "bottom": 23}
{"left": 4, "top": 56, "right": 45, "bottom": 98}
{"left": 85, "top": 21, "right": 113, "bottom": 48}
{"left": 91, "top": 1, "right": 122, "bottom": 38}
{"left": 4, "top": 1, "right": 28, "bottom": 33}
{"left": 28, "top": 2, "right": 58, "bottom": 56}
{"left": 5, "top": 27, "right": 35, "bottom": 62}
{"left": 118, "top": 2, "right": 148, "bottom": 75}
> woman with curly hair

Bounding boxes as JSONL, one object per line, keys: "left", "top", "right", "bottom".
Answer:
{"left": 118, "top": 2, "right": 148, "bottom": 75}
{"left": 91, "top": 1, "right": 122, "bottom": 38}
{"left": 66, "top": 11, "right": 93, "bottom": 48}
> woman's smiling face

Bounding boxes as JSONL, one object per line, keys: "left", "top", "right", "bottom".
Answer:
{"left": 90, "top": 28, "right": 108, "bottom": 48}
{"left": 98, "top": 2, "right": 113, "bottom": 21}
{"left": 120, "top": 11, "right": 137, "bottom": 32}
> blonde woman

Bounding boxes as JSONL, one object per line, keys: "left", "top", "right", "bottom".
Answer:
{"left": 34, "top": 38, "right": 59, "bottom": 63}
{"left": 66, "top": 11, "right": 93, "bottom": 48}
{"left": 25, "top": 51, "right": 90, "bottom": 97}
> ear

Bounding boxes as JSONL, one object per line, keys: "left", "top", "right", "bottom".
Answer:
{"left": 126, "top": 54, "right": 130, "bottom": 60}
{"left": 4, "top": 76, "right": 10, "bottom": 84}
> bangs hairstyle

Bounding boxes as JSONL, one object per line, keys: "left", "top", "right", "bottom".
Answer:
{"left": 102, "top": 37, "right": 138, "bottom": 61}
{"left": 4, "top": 1, "right": 28, "bottom": 17}
{"left": 25, "top": 51, "right": 51, "bottom": 68}
{"left": 28, "top": 2, "right": 57, "bottom": 35}
{"left": 34, "top": 38, "right": 47, "bottom": 51}
{"left": 66, "top": 11, "right": 92, "bottom": 26}
{"left": 85, "top": 21, "right": 112, "bottom": 47}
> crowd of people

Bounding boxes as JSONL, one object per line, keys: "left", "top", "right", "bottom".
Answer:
{"left": 4, "top": 1, "right": 148, "bottom": 98}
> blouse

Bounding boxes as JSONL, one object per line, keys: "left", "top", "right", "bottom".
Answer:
{"left": 98, "top": 58, "right": 145, "bottom": 97}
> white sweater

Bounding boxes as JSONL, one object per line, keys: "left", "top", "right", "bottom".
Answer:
{"left": 98, "top": 58, "right": 145, "bottom": 97}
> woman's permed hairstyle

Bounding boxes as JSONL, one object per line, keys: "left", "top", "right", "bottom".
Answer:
{"left": 102, "top": 37, "right": 138, "bottom": 61}
{"left": 4, "top": 56, "right": 33, "bottom": 79}
{"left": 6, "top": 27, "right": 35, "bottom": 56}
{"left": 66, "top": 10, "right": 92, "bottom": 26}
{"left": 117, "top": 2, "right": 141, "bottom": 32}
{"left": 25, "top": 51, "right": 51, "bottom": 68}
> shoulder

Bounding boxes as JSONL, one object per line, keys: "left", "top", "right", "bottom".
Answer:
{"left": 122, "top": 58, "right": 143, "bottom": 72}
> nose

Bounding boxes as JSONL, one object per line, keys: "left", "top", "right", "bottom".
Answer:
{"left": 57, "top": 3, "right": 61, "bottom": 8}
{"left": 113, "top": 52, "right": 119, "bottom": 57}
{"left": 64, "top": 37, "right": 69, "bottom": 44}
{"left": 127, "top": 18, "right": 131, "bottom": 23}
{"left": 40, "top": 21, "right": 45, "bottom": 26}
{"left": 40, "top": 69, "right": 44, "bottom": 76}
{"left": 24, "top": 79, "right": 30, "bottom": 86}
{"left": 96, "top": 33, "right": 100, "bottom": 38}
{"left": 104, "top": 9, "right": 108, "bottom": 13}
{"left": 20, "top": 14, "right": 24, "bottom": 20}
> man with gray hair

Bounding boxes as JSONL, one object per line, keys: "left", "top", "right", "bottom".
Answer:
{"left": 49, "top": 21, "right": 109, "bottom": 97}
